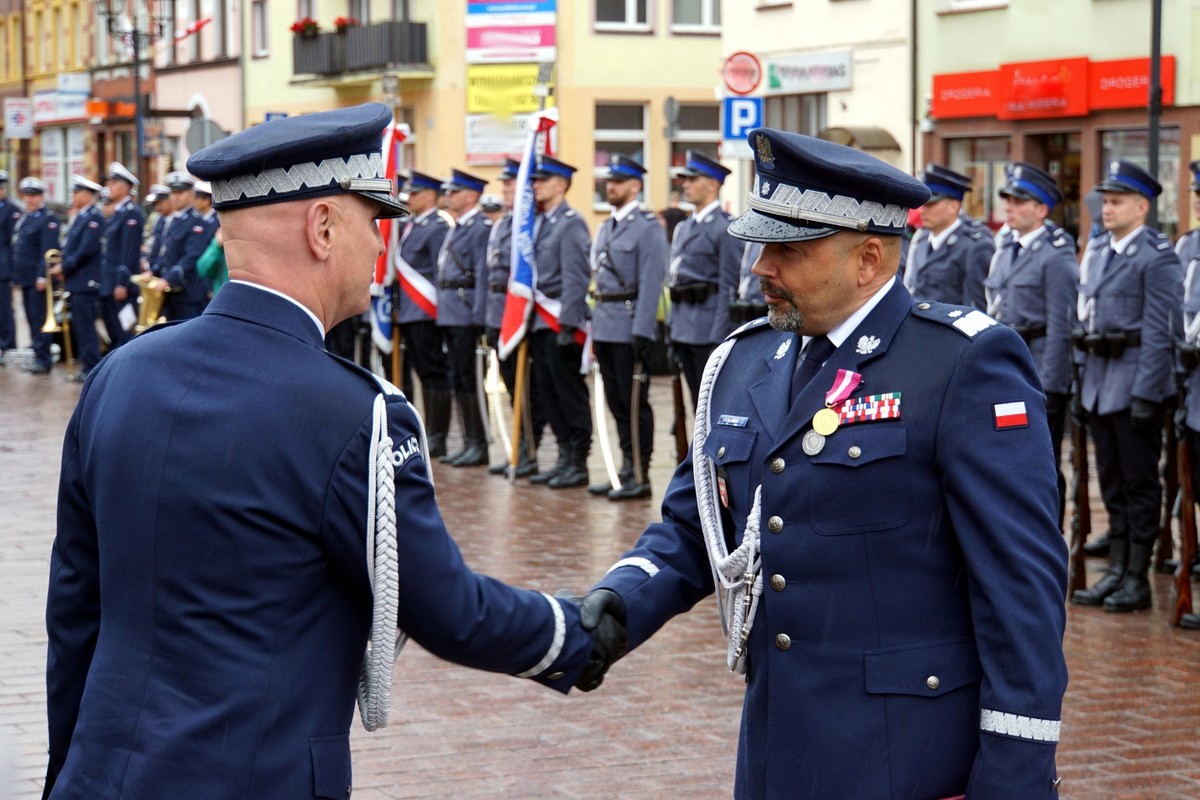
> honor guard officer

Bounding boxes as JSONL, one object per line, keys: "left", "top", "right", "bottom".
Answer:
{"left": 575, "top": 127, "right": 1068, "bottom": 799}
{"left": 396, "top": 171, "right": 453, "bottom": 456}
{"left": 437, "top": 168, "right": 492, "bottom": 467}
{"left": 589, "top": 155, "right": 668, "bottom": 500}
{"left": 903, "top": 163, "right": 994, "bottom": 310}
{"left": 1071, "top": 160, "right": 1183, "bottom": 613}
{"left": 153, "top": 171, "right": 210, "bottom": 320}
{"left": 527, "top": 155, "right": 593, "bottom": 489}
{"left": 485, "top": 158, "right": 543, "bottom": 477}
{"left": 667, "top": 149, "right": 740, "bottom": 408}
{"left": 0, "top": 171, "right": 21, "bottom": 365}
{"left": 986, "top": 163, "right": 1078, "bottom": 520}
{"left": 43, "top": 103, "right": 622, "bottom": 800}
{"left": 1176, "top": 160, "right": 1200, "bottom": 268}
{"left": 51, "top": 176, "right": 105, "bottom": 381}
{"left": 729, "top": 241, "right": 765, "bottom": 325}
{"left": 13, "top": 177, "right": 60, "bottom": 374}
{"left": 99, "top": 164, "right": 145, "bottom": 350}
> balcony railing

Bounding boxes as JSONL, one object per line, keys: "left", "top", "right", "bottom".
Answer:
{"left": 293, "top": 21, "right": 429, "bottom": 78}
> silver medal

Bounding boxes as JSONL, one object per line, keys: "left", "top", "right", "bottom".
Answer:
{"left": 802, "top": 429, "right": 826, "bottom": 456}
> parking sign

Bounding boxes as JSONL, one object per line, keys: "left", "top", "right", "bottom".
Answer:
{"left": 722, "top": 97, "right": 763, "bottom": 160}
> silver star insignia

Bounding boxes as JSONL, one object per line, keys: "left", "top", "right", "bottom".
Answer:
{"left": 855, "top": 335, "right": 880, "bottom": 355}
{"left": 948, "top": 310, "right": 963, "bottom": 318}
{"left": 761, "top": 181, "right": 771, "bottom": 196}
{"left": 774, "top": 338, "right": 792, "bottom": 360}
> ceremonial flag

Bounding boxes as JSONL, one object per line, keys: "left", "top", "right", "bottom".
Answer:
{"left": 369, "top": 121, "right": 409, "bottom": 354}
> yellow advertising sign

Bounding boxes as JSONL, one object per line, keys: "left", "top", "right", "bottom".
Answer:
{"left": 466, "top": 64, "right": 556, "bottom": 116}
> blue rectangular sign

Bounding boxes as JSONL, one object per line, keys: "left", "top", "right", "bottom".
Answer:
{"left": 722, "top": 97, "right": 764, "bottom": 141}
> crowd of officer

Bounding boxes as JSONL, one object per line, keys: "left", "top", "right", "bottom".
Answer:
{"left": 0, "top": 163, "right": 224, "bottom": 382}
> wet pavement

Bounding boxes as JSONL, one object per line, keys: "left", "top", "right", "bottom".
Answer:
{"left": 2, "top": 324, "right": 1200, "bottom": 798}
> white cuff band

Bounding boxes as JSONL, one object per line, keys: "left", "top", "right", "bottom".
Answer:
{"left": 516, "top": 593, "right": 566, "bottom": 679}
{"left": 606, "top": 557, "right": 659, "bottom": 578}
{"left": 980, "top": 708, "right": 1061, "bottom": 743}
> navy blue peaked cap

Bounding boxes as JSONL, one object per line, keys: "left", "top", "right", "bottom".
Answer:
{"left": 499, "top": 158, "right": 522, "bottom": 180}
{"left": 1094, "top": 159, "right": 1162, "bottom": 199}
{"left": 1188, "top": 159, "right": 1200, "bottom": 192}
{"left": 531, "top": 156, "right": 577, "bottom": 180}
{"left": 999, "top": 162, "right": 1063, "bottom": 209}
{"left": 442, "top": 169, "right": 487, "bottom": 193}
{"left": 921, "top": 163, "right": 973, "bottom": 201}
{"left": 605, "top": 154, "right": 646, "bottom": 181}
{"left": 677, "top": 150, "right": 730, "bottom": 183}
{"left": 729, "top": 127, "right": 930, "bottom": 243}
{"left": 405, "top": 171, "right": 442, "bottom": 193}
{"left": 187, "top": 102, "right": 407, "bottom": 219}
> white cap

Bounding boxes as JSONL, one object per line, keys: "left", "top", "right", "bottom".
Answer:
{"left": 193, "top": 179, "right": 212, "bottom": 196}
{"left": 108, "top": 161, "right": 139, "bottom": 186}
{"left": 19, "top": 177, "right": 46, "bottom": 194}
{"left": 72, "top": 175, "right": 103, "bottom": 193}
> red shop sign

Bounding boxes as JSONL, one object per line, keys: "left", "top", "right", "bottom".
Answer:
{"left": 996, "top": 57, "right": 1089, "bottom": 120}
{"left": 1089, "top": 56, "right": 1175, "bottom": 110}
{"left": 931, "top": 70, "right": 999, "bottom": 119}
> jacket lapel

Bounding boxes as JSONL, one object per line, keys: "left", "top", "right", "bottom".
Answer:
{"left": 748, "top": 331, "right": 801, "bottom": 440}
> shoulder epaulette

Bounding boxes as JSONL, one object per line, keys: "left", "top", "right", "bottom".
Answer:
{"left": 641, "top": 210, "right": 658, "bottom": 222}
{"left": 911, "top": 301, "right": 998, "bottom": 339}
{"left": 724, "top": 317, "right": 771, "bottom": 341}
{"left": 965, "top": 227, "right": 985, "bottom": 240}
{"left": 563, "top": 208, "right": 577, "bottom": 218}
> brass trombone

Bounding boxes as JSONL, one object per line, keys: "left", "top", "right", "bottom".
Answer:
{"left": 131, "top": 272, "right": 171, "bottom": 333}
{"left": 41, "top": 248, "right": 73, "bottom": 366}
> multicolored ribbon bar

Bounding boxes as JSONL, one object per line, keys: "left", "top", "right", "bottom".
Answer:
{"left": 836, "top": 392, "right": 902, "bottom": 425}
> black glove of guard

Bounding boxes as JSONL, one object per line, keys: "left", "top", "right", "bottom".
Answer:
{"left": 556, "top": 327, "right": 577, "bottom": 349}
{"left": 632, "top": 335, "right": 652, "bottom": 365}
{"left": 574, "top": 589, "right": 628, "bottom": 692}
{"left": 1130, "top": 397, "right": 1162, "bottom": 434}
{"left": 1044, "top": 392, "right": 1068, "bottom": 423}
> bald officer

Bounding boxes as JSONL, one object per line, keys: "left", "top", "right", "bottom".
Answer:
{"left": 575, "top": 127, "right": 1068, "bottom": 799}
{"left": 904, "top": 164, "right": 994, "bottom": 310}
{"left": 43, "top": 104, "right": 622, "bottom": 800}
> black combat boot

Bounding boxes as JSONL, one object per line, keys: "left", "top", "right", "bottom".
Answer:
{"left": 609, "top": 454, "right": 651, "bottom": 500}
{"left": 1071, "top": 536, "right": 1127, "bottom": 606}
{"left": 530, "top": 447, "right": 567, "bottom": 485}
{"left": 549, "top": 445, "right": 589, "bottom": 489}
{"left": 589, "top": 453, "right": 632, "bottom": 495}
{"left": 424, "top": 388, "right": 452, "bottom": 458}
{"left": 451, "top": 394, "right": 489, "bottom": 467}
{"left": 440, "top": 397, "right": 469, "bottom": 464}
{"left": 1083, "top": 530, "right": 1112, "bottom": 558}
{"left": 1103, "top": 542, "right": 1154, "bottom": 612}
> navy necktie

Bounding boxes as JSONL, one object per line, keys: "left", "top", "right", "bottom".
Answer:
{"left": 791, "top": 336, "right": 836, "bottom": 404}
{"left": 1010, "top": 240, "right": 1022, "bottom": 262}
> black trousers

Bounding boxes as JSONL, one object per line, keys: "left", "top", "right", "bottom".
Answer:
{"left": 529, "top": 329, "right": 591, "bottom": 454}
{"left": 69, "top": 292, "right": 100, "bottom": 372}
{"left": 442, "top": 326, "right": 479, "bottom": 395}
{"left": 20, "top": 284, "right": 51, "bottom": 366}
{"left": 97, "top": 296, "right": 131, "bottom": 350}
{"left": 0, "top": 280, "right": 14, "bottom": 350}
{"left": 399, "top": 320, "right": 450, "bottom": 393}
{"left": 595, "top": 340, "right": 652, "bottom": 462}
{"left": 1089, "top": 408, "right": 1162, "bottom": 547}
{"left": 674, "top": 341, "right": 716, "bottom": 410}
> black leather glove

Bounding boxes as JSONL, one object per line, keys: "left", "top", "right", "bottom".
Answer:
{"left": 1044, "top": 392, "right": 1068, "bottom": 423}
{"left": 574, "top": 589, "right": 628, "bottom": 692}
{"left": 1069, "top": 394, "right": 1087, "bottom": 431}
{"left": 1130, "top": 397, "right": 1162, "bottom": 433}
{"left": 632, "top": 335, "right": 652, "bottom": 365}
{"left": 486, "top": 327, "right": 499, "bottom": 351}
{"left": 472, "top": 325, "right": 487, "bottom": 343}
{"left": 556, "top": 326, "right": 577, "bottom": 349}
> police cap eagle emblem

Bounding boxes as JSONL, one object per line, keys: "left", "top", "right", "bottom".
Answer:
{"left": 755, "top": 134, "right": 775, "bottom": 168}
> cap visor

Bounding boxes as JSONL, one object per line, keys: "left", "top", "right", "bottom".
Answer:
{"left": 359, "top": 191, "right": 409, "bottom": 220}
{"left": 604, "top": 173, "right": 634, "bottom": 182}
{"left": 727, "top": 209, "right": 838, "bottom": 243}
{"left": 1093, "top": 179, "right": 1138, "bottom": 195}
{"left": 998, "top": 186, "right": 1037, "bottom": 202}
{"left": 925, "top": 191, "right": 957, "bottom": 203}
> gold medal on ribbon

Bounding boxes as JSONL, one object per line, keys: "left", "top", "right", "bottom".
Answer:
{"left": 812, "top": 407, "right": 840, "bottom": 436}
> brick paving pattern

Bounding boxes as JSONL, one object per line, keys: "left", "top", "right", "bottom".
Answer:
{"left": 2, "top": 307, "right": 1199, "bottom": 798}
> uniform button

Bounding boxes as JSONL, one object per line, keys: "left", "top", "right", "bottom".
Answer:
{"left": 767, "top": 515, "right": 783, "bottom": 533}
{"left": 775, "top": 633, "right": 791, "bottom": 651}
{"left": 717, "top": 446, "right": 726, "bottom": 458}
{"left": 848, "top": 446, "right": 862, "bottom": 459}
{"left": 918, "top": 302, "right": 931, "bottom": 310}
{"left": 926, "top": 675, "right": 941, "bottom": 691}
{"left": 546, "top": 671, "right": 564, "bottom": 681}
{"left": 770, "top": 457, "right": 785, "bottom": 474}
{"left": 770, "top": 574, "right": 786, "bottom": 592}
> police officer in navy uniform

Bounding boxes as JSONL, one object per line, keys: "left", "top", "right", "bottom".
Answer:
{"left": 1176, "top": 160, "right": 1200, "bottom": 268}
{"left": 667, "top": 149, "right": 740, "bottom": 408}
{"left": 43, "top": 103, "right": 622, "bottom": 800}
{"left": 589, "top": 155, "right": 667, "bottom": 500}
{"left": 527, "top": 155, "right": 593, "bottom": 489}
{"left": 152, "top": 172, "right": 210, "bottom": 320}
{"left": 436, "top": 168, "right": 492, "bottom": 467}
{"left": 396, "top": 171, "right": 453, "bottom": 456}
{"left": 0, "top": 171, "right": 22, "bottom": 365}
{"left": 729, "top": 241, "right": 765, "bottom": 325}
{"left": 142, "top": 183, "right": 171, "bottom": 273}
{"left": 985, "top": 162, "right": 1078, "bottom": 521}
{"left": 13, "top": 177, "right": 60, "bottom": 374}
{"left": 51, "top": 176, "right": 105, "bottom": 381}
{"left": 574, "top": 127, "right": 1068, "bottom": 799}
{"left": 903, "top": 164, "right": 995, "bottom": 310}
{"left": 99, "top": 164, "right": 145, "bottom": 350}
{"left": 1070, "top": 160, "right": 1183, "bottom": 613}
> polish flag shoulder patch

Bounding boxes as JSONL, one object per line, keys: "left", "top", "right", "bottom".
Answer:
{"left": 993, "top": 401, "right": 1028, "bottom": 430}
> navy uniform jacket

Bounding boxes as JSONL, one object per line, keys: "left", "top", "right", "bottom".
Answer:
{"left": 396, "top": 209, "right": 450, "bottom": 325}
{"left": 532, "top": 202, "right": 591, "bottom": 332}
{"left": 436, "top": 208, "right": 490, "bottom": 328}
{"left": 13, "top": 206, "right": 61, "bottom": 287}
{"left": 485, "top": 211, "right": 513, "bottom": 330}
{"left": 157, "top": 207, "right": 210, "bottom": 306}
{"left": 44, "top": 282, "right": 592, "bottom": 800}
{"left": 905, "top": 220, "right": 994, "bottom": 310}
{"left": 1077, "top": 227, "right": 1182, "bottom": 416}
{"left": 144, "top": 214, "right": 168, "bottom": 272}
{"left": 594, "top": 281, "right": 1067, "bottom": 800}
{"left": 101, "top": 198, "right": 145, "bottom": 298}
{"left": 1176, "top": 228, "right": 1200, "bottom": 271}
{"left": 60, "top": 206, "right": 105, "bottom": 295}
{"left": 984, "top": 225, "right": 1078, "bottom": 395}
{"left": 0, "top": 196, "right": 22, "bottom": 282}
{"left": 591, "top": 206, "right": 667, "bottom": 343}
{"left": 666, "top": 204, "right": 740, "bottom": 345}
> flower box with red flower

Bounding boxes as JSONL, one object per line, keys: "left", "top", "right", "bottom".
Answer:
{"left": 333, "top": 16, "right": 360, "bottom": 33}
{"left": 290, "top": 17, "right": 320, "bottom": 38}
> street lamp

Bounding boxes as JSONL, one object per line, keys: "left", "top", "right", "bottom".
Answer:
{"left": 93, "top": 0, "right": 174, "bottom": 187}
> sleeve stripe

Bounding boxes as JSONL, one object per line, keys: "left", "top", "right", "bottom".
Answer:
{"left": 605, "top": 557, "right": 659, "bottom": 578}
{"left": 979, "top": 708, "right": 1061, "bottom": 743}
{"left": 516, "top": 592, "right": 566, "bottom": 679}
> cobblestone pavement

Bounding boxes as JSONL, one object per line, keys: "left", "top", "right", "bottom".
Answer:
{"left": 3, "top": 328, "right": 1200, "bottom": 798}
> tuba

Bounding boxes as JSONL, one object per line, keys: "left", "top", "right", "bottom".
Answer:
{"left": 41, "top": 249, "right": 74, "bottom": 365}
{"left": 131, "top": 272, "right": 170, "bottom": 333}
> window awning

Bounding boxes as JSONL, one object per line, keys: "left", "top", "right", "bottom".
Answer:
{"left": 818, "top": 126, "right": 901, "bottom": 151}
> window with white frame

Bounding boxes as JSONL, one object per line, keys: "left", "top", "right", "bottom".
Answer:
{"left": 595, "top": 0, "right": 649, "bottom": 32}
{"left": 348, "top": 0, "right": 370, "bottom": 24}
{"left": 298, "top": 0, "right": 317, "bottom": 19}
{"left": 593, "top": 103, "right": 647, "bottom": 209}
{"left": 391, "top": 0, "right": 410, "bottom": 21}
{"left": 671, "top": 0, "right": 719, "bottom": 33}
{"left": 251, "top": 0, "right": 270, "bottom": 57}
{"left": 764, "top": 93, "right": 827, "bottom": 137}
{"left": 668, "top": 103, "right": 720, "bottom": 196}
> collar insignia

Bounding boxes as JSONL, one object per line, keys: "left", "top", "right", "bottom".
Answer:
{"left": 774, "top": 338, "right": 792, "bottom": 360}
{"left": 855, "top": 335, "right": 880, "bottom": 355}
{"left": 761, "top": 180, "right": 771, "bottom": 196}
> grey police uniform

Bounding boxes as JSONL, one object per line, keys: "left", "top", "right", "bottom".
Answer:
{"left": 904, "top": 218, "right": 994, "bottom": 310}
{"left": 1176, "top": 228, "right": 1200, "bottom": 273}
{"left": 485, "top": 210, "right": 513, "bottom": 333}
